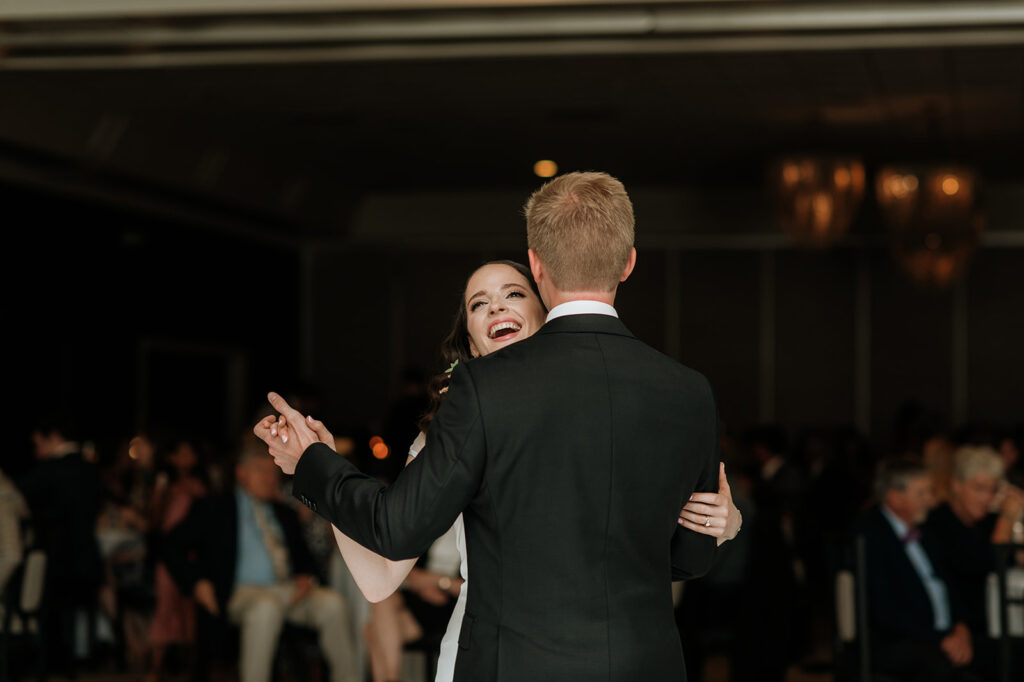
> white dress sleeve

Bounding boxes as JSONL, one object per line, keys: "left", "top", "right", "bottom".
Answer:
{"left": 408, "top": 431, "right": 427, "bottom": 459}
{"left": 406, "top": 432, "right": 467, "bottom": 682}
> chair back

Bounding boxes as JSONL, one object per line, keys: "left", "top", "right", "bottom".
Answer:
{"left": 17, "top": 551, "right": 46, "bottom": 615}
{"left": 832, "top": 535, "right": 878, "bottom": 682}
{"left": 835, "top": 569, "right": 856, "bottom": 643}
{"left": 989, "top": 544, "right": 1024, "bottom": 682}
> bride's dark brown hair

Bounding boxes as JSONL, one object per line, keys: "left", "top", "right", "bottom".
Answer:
{"left": 418, "top": 260, "right": 543, "bottom": 432}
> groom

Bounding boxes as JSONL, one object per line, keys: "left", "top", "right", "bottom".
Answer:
{"left": 258, "top": 172, "right": 720, "bottom": 681}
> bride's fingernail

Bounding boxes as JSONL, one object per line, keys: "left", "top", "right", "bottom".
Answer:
{"left": 282, "top": 434, "right": 288, "bottom": 444}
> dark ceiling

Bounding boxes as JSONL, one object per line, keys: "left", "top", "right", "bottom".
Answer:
{"left": 1, "top": 1, "right": 1023, "bottom": 242}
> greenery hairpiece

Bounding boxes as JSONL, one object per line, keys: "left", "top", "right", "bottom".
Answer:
{"left": 439, "top": 359, "right": 459, "bottom": 395}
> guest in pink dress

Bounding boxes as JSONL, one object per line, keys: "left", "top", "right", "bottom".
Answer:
{"left": 148, "top": 440, "right": 207, "bottom": 682}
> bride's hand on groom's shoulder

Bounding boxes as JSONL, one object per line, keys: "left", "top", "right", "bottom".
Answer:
{"left": 677, "top": 462, "right": 742, "bottom": 546}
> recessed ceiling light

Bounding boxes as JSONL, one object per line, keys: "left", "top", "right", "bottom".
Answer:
{"left": 534, "top": 160, "right": 558, "bottom": 178}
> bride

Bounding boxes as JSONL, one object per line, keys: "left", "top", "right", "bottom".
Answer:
{"left": 263, "top": 259, "right": 741, "bottom": 682}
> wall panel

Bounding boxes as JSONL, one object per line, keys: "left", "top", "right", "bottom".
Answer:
{"left": 967, "top": 248, "right": 1024, "bottom": 425}
{"left": 677, "top": 251, "right": 761, "bottom": 435}
{"left": 870, "top": 252, "right": 954, "bottom": 452}
{"left": 775, "top": 250, "right": 857, "bottom": 431}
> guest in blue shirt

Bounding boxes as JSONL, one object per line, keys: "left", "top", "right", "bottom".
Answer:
{"left": 164, "top": 447, "right": 358, "bottom": 682}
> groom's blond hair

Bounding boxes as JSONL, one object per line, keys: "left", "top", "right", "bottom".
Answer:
{"left": 524, "top": 171, "right": 634, "bottom": 292}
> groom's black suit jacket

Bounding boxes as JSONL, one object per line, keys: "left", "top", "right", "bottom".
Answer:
{"left": 294, "top": 313, "right": 719, "bottom": 681}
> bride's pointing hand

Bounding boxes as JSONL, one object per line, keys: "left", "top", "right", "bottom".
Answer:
{"left": 678, "top": 462, "right": 742, "bottom": 546}
{"left": 252, "top": 392, "right": 319, "bottom": 475}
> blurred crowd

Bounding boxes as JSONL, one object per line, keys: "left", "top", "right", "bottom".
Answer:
{"left": 1, "top": 395, "right": 1022, "bottom": 682}
{"left": 680, "top": 411, "right": 1024, "bottom": 682}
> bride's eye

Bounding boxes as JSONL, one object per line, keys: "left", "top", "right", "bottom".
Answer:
{"left": 507, "top": 290, "right": 526, "bottom": 299}
{"left": 470, "top": 300, "right": 486, "bottom": 312}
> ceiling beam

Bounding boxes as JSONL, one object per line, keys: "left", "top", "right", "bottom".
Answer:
{"left": 1, "top": 2, "right": 740, "bottom": 21}
{"left": 3, "top": 2, "right": 1024, "bottom": 69}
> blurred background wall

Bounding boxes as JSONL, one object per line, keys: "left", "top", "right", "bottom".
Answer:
{"left": 4, "top": 0, "right": 1023, "bottom": 461}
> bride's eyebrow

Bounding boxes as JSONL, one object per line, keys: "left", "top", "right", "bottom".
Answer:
{"left": 467, "top": 283, "right": 523, "bottom": 302}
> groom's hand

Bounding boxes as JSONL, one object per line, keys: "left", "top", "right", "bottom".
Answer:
{"left": 253, "top": 392, "right": 319, "bottom": 475}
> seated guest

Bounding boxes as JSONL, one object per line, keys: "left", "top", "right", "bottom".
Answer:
{"left": 97, "top": 433, "right": 158, "bottom": 672}
{"left": 0, "top": 466, "right": 29, "bottom": 595}
{"left": 164, "top": 447, "right": 358, "bottom": 682}
{"left": 926, "top": 446, "right": 1024, "bottom": 679}
{"left": 148, "top": 438, "right": 208, "bottom": 682}
{"left": 857, "top": 459, "right": 972, "bottom": 682}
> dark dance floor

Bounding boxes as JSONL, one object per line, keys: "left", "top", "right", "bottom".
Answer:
{"left": 43, "top": 655, "right": 833, "bottom": 682}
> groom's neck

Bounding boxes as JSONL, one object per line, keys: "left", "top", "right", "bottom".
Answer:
{"left": 544, "top": 290, "right": 617, "bottom": 310}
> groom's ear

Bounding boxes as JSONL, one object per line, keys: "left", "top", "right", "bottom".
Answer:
{"left": 619, "top": 248, "right": 637, "bottom": 283}
{"left": 528, "top": 249, "right": 544, "bottom": 284}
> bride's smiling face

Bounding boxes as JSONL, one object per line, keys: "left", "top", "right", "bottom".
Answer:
{"left": 464, "top": 263, "right": 546, "bottom": 358}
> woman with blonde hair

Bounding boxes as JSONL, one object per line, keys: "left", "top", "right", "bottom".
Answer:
{"left": 925, "top": 444, "right": 1024, "bottom": 679}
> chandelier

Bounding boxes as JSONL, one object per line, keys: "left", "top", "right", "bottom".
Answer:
{"left": 876, "top": 165, "right": 984, "bottom": 288}
{"left": 770, "top": 157, "right": 866, "bottom": 248}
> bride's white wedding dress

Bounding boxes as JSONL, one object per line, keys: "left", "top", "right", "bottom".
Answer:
{"left": 409, "top": 433, "right": 466, "bottom": 682}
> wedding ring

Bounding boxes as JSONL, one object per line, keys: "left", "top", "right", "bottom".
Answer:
{"left": 704, "top": 515, "right": 712, "bottom": 528}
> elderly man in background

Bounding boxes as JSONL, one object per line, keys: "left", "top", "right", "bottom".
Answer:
{"left": 857, "top": 458, "right": 971, "bottom": 682}
{"left": 164, "top": 447, "right": 358, "bottom": 682}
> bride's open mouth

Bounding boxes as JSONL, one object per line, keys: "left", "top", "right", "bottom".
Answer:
{"left": 488, "top": 319, "right": 522, "bottom": 341}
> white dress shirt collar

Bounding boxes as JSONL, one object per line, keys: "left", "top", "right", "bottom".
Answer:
{"left": 879, "top": 504, "right": 952, "bottom": 631}
{"left": 880, "top": 504, "right": 910, "bottom": 539}
{"left": 545, "top": 300, "right": 618, "bottom": 323}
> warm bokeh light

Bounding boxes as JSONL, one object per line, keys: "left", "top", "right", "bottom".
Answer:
{"left": 335, "top": 437, "right": 356, "bottom": 457}
{"left": 770, "top": 157, "right": 865, "bottom": 248}
{"left": 369, "top": 436, "right": 383, "bottom": 449}
{"left": 876, "top": 164, "right": 982, "bottom": 288}
{"left": 782, "top": 162, "right": 800, "bottom": 187}
{"left": 941, "top": 175, "right": 960, "bottom": 196}
{"left": 534, "top": 160, "right": 558, "bottom": 178}
{"left": 883, "top": 174, "right": 918, "bottom": 199}
{"left": 811, "top": 192, "right": 834, "bottom": 234}
{"left": 372, "top": 442, "right": 390, "bottom": 460}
